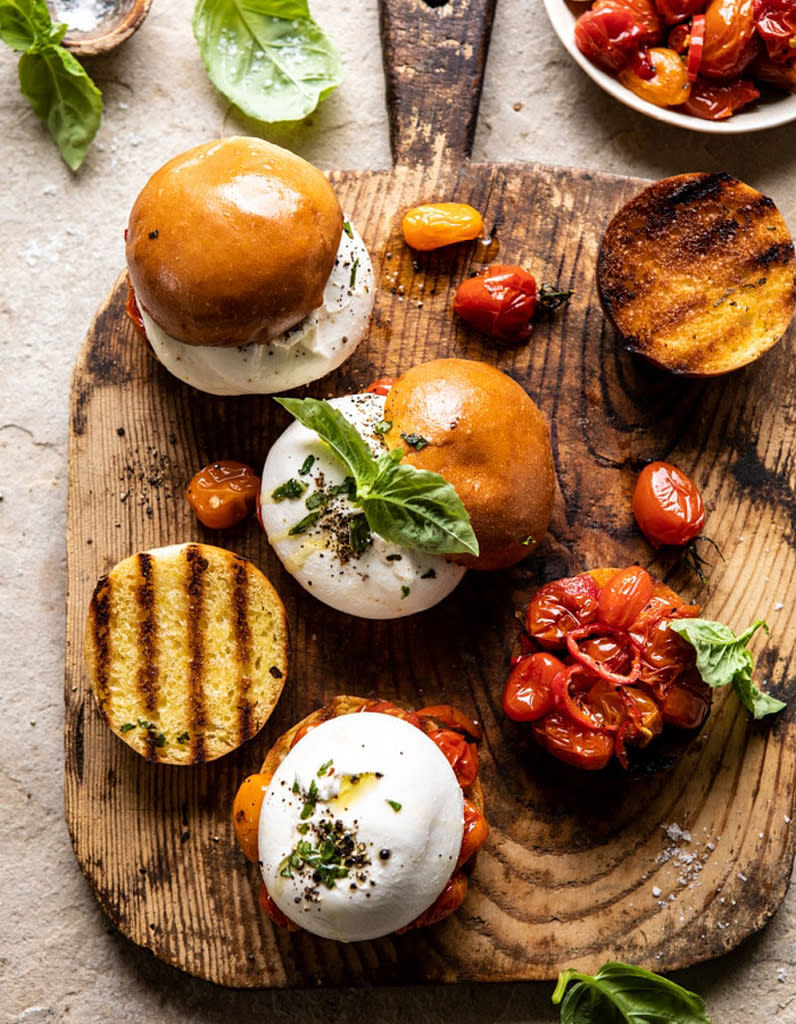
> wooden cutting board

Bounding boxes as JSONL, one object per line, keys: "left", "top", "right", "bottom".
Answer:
{"left": 65, "top": 0, "right": 796, "bottom": 988}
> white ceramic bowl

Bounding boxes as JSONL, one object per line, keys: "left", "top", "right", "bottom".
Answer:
{"left": 544, "top": 0, "right": 796, "bottom": 134}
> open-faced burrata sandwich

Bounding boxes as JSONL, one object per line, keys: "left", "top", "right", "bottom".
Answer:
{"left": 258, "top": 358, "right": 556, "bottom": 618}
{"left": 125, "top": 136, "right": 374, "bottom": 395}
{"left": 233, "top": 696, "right": 487, "bottom": 940}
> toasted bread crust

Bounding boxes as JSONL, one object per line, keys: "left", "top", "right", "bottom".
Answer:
{"left": 598, "top": 173, "right": 796, "bottom": 376}
{"left": 85, "top": 543, "right": 289, "bottom": 764}
{"left": 260, "top": 696, "right": 485, "bottom": 814}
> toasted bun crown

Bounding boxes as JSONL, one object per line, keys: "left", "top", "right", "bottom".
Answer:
{"left": 598, "top": 172, "right": 796, "bottom": 376}
{"left": 384, "top": 358, "right": 555, "bottom": 570}
{"left": 85, "top": 543, "right": 289, "bottom": 764}
{"left": 125, "top": 137, "right": 343, "bottom": 347}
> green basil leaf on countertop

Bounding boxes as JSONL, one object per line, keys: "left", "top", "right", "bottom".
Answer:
{"left": 669, "top": 618, "right": 786, "bottom": 719}
{"left": 193, "top": 0, "right": 343, "bottom": 124}
{"left": 553, "top": 962, "right": 711, "bottom": 1023}
{"left": 0, "top": 0, "right": 102, "bottom": 170}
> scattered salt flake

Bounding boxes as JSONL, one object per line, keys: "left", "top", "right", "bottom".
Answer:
{"left": 785, "top": 816, "right": 791, "bottom": 824}
{"left": 738, "top": 872, "right": 748, "bottom": 882}
{"left": 662, "top": 823, "right": 691, "bottom": 843}
{"left": 778, "top": 968, "right": 787, "bottom": 982}
{"left": 652, "top": 886, "right": 662, "bottom": 897}
{"left": 774, "top": 603, "right": 784, "bottom": 611}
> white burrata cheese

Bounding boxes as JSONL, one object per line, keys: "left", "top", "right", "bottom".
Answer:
{"left": 259, "top": 712, "right": 465, "bottom": 941}
{"left": 140, "top": 220, "right": 374, "bottom": 396}
{"left": 259, "top": 392, "right": 467, "bottom": 618}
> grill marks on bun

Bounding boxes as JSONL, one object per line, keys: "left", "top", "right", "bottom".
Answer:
{"left": 85, "top": 544, "right": 288, "bottom": 764}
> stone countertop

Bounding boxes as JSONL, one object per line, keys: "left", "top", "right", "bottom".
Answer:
{"left": 1, "top": 2, "right": 794, "bottom": 1021}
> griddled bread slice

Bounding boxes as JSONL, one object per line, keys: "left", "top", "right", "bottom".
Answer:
{"left": 85, "top": 543, "right": 288, "bottom": 764}
{"left": 598, "top": 173, "right": 796, "bottom": 376}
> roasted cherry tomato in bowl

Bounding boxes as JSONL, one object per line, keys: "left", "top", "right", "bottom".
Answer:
{"left": 401, "top": 203, "right": 484, "bottom": 251}
{"left": 186, "top": 460, "right": 261, "bottom": 529}
{"left": 632, "top": 461, "right": 705, "bottom": 547}
{"left": 453, "top": 265, "right": 573, "bottom": 344}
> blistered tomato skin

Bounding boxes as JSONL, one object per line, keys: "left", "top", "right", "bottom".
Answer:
{"left": 632, "top": 461, "right": 706, "bottom": 547}
{"left": 233, "top": 772, "right": 272, "bottom": 862}
{"left": 401, "top": 203, "right": 484, "bottom": 251}
{"left": 453, "top": 265, "right": 538, "bottom": 343}
{"left": 187, "top": 460, "right": 261, "bottom": 529}
{"left": 597, "top": 566, "right": 654, "bottom": 630}
{"left": 503, "top": 651, "right": 565, "bottom": 721}
{"left": 701, "top": 0, "right": 760, "bottom": 81}
{"left": 618, "top": 46, "right": 693, "bottom": 105}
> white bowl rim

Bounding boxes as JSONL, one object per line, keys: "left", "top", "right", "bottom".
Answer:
{"left": 543, "top": 0, "right": 796, "bottom": 135}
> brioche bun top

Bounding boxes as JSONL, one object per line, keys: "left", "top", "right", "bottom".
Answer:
{"left": 125, "top": 137, "right": 343, "bottom": 347}
{"left": 383, "top": 358, "right": 555, "bottom": 571}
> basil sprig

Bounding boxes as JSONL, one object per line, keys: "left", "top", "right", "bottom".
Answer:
{"left": 0, "top": 0, "right": 102, "bottom": 170}
{"left": 553, "top": 962, "right": 711, "bottom": 1023}
{"left": 670, "top": 618, "right": 786, "bottom": 719}
{"left": 192, "top": 0, "right": 343, "bottom": 124}
{"left": 275, "top": 397, "right": 479, "bottom": 557}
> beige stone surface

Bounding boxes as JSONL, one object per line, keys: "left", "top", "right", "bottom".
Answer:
{"left": 1, "top": 1, "right": 794, "bottom": 1021}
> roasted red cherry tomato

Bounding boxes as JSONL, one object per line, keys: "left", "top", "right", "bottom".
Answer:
{"left": 597, "top": 566, "right": 654, "bottom": 631}
{"left": 186, "top": 460, "right": 260, "bottom": 529}
{"left": 453, "top": 264, "right": 572, "bottom": 344}
{"left": 681, "top": 75, "right": 760, "bottom": 116}
{"left": 258, "top": 882, "right": 298, "bottom": 930}
{"left": 754, "top": 0, "right": 796, "bottom": 62}
{"left": 416, "top": 704, "right": 483, "bottom": 740}
{"left": 532, "top": 711, "right": 616, "bottom": 771}
{"left": 701, "top": 0, "right": 760, "bottom": 80}
{"left": 503, "top": 651, "right": 565, "bottom": 721}
{"left": 632, "top": 461, "right": 706, "bottom": 547}
{"left": 656, "top": 0, "right": 709, "bottom": 24}
{"left": 575, "top": 7, "right": 656, "bottom": 76}
{"left": 458, "top": 798, "right": 490, "bottom": 867}
{"left": 525, "top": 573, "right": 601, "bottom": 648}
{"left": 401, "top": 871, "right": 469, "bottom": 930}
{"left": 365, "top": 376, "right": 396, "bottom": 396}
{"left": 594, "top": 0, "right": 665, "bottom": 43}
{"left": 125, "top": 284, "right": 145, "bottom": 332}
{"left": 429, "top": 729, "right": 479, "bottom": 787}
{"left": 402, "top": 203, "right": 484, "bottom": 251}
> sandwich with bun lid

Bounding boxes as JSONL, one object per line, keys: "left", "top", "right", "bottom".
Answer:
{"left": 258, "top": 358, "right": 556, "bottom": 618}
{"left": 125, "top": 136, "right": 374, "bottom": 395}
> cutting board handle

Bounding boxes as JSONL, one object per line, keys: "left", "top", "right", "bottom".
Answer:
{"left": 379, "top": 0, "right": 498, "bottom": 166}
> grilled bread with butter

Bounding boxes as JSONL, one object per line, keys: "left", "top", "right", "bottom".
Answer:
{"left": 598, "top": 173, "right": 796, "bottom": 376}
{"left": 85, "top": 543, "right": 288, "bottom": 764}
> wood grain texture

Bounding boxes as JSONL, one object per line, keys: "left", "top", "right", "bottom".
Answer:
{"left": 66, "top": 157, "right": 796, "bottom": 987}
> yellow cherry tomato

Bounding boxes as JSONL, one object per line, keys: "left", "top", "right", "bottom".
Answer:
{"left": 232, "top": 772, "right": 272, "bottom": 862}
{"left": 401, "top": 203, "right": 484, "bottom": 251}
{"left": 618, "top": 47, "right": 692, "bottom": 107}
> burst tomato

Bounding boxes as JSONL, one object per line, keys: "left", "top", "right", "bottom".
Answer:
{"left": 429, "top": 729, "right": 479, "bottom": 787}
{"left": 632, "top": 461, "right": 706, "bottom": 547}
{"left": 597, "top": 566, "right": 654, "bottom": 630}
{"left": 753, "top": 0, "right": 796, "bottom": 61}
{"left": 186, "top": 460, "right": 260, "bottom": 529}
{"left": 575, "top": 6, "right": 656, "bottom": 76}
{"left": 458, "top": 798, "right": 490, "bottom": 867}
{"left": 618, "top": 46, "right": 693, "bottom": 105}
{"left": 594, "top": 0, "right": 665, "bottom": 43}
{"left": 524, "top": 573, "right": 601, "bottom": 648}
{"left": 503, "top": 651, "right": 565, "bottom": 721}
{"left": 682, "top": 75, "right": 760, "bottom": 115}
{"left": 403, "top": 871, "right": 468, "bottom": 930}
{"left": 656, "top": 0, "right": 709, "bottom": 24}
{"left": 701, "top": 0, "right": 760, "bottom": 80}
{"left": 532, "top": 711, "right": 616, "bottom": 771}
{"left": 453, "top": 265, "right": 539, "bottom": 343}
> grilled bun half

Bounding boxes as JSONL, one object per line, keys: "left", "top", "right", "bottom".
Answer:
{"left": 383, "top": 358, "right": 555, "bottom": 571}
{"left": 85, "top": 543, "right": 288, "bottom": 764}
{"left": 598, "top": 172, "right": 796, "bottom": 376}
{"left": 126, "top": 136, "right": 344, "bottom": 348}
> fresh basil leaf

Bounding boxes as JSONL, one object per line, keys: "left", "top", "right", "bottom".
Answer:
{"left": 670, "top": 618, "right": 785, "bottom": 720}
{"left": 275, "top": 397, "right": 378, "bottom": 487}
{"left": 193, "top": 0, "right": 343, "bottom": 124}
{"left": 0, "top": 0, "right": 55, "bottom": 51}
{"left": 359, "top": 450, "right": 479, "bottom": 557}
{"left": 17, "top": 44, "right": 102, "bottom": 170}
{"left": 553, "top": 962, "right": 711, "bottom": 1024}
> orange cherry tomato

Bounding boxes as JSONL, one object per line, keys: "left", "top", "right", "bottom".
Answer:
{"left": 618, "top": 46, "right": 693, "bottom": 105}
{"left": 525, "top": 573, "right": 601, "bottom": 649}
{"left": 532, "top": 711, "right": 616, "bottom": 771}
{"left": 232, "top": 772, "right": 272, "bottom": 862}
{"left": 402, "top": 871, "right": 469, "bottom": 930}
{"left": 632, "top": 461, "right": 706, "bottom": 547}
{"left": 186, "top": 460, "right": 260, "bottom": 529}
{"left": 503, "top": 651, "right": 565, "bottom": 721}
{"left": 458, "top": 798, "right": 490, "bottom": 867}
{"left": 597, "top": 566, "right": 654, "bottom": 631}
{"left": 428, "top": 728, "right": 479, "bottom": 787}
{"left": 401, "top": 203, "right": 484, "bottom": 251}
{"left": 701, "top": 0, "right": 760, "bottom": 80}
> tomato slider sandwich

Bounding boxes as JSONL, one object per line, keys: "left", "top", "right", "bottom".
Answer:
{"left": 503, "top": 566, "right": 785, "bottom": 771}
{"left": 258, "top": 358, "right": 555, "bottom": 618}
{"left": 125, "top": 136, "right": 374, "bottom": 395}
{"left": 233, "top": 696, "right": 487, "bottom": 940}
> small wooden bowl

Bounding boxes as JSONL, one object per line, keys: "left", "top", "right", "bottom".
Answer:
{"left": 51, "top": 0, "right": 152, "bottom": 57}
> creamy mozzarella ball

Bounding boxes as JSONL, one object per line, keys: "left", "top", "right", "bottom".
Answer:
{"left": 259, "top": 392, "right": 467, "bottom": 618}
{"left": 259, "top": 712, "right": 465, "bottom": 941}
{"left": 141, "top": 222, "right": 374, "bottom": 396}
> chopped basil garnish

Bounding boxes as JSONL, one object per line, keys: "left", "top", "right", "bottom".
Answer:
{"left": 317, "top": 759, "right": 334, "bottom": 777}
{"left": 300, "top": 778, "right": 319, "bottom": 820}
{"left": 298, "top": 454, "right": 315, "bottom": 476}
{"left": 272, "top": 478, "right": 308, "bottom": 501}
{"left": 374, "top": 419, "right": 392, "bottom": 435}
{"left": 348, "top": 514, "right": 372, "bottom": 556}
{"left": 305, "top": 490, "right": 329, "bottom": 511}
{"left": 386, "top": 800, "right": 402, "bottom": 812}
{"left": 400, "top": 586, "right": 410, "bottom": 599}
{"left": 401, "top": 432, "right": 429, "bottom": 451}
{"left": 120, "top": 722, "right": 135, "bottom": 733}
{"left": 349, "top": 256, "right": 359, "bottom": 288}
{"left": 288, "top": 510, "right": 321, "bottom": 536}
{"left": 176, "top": 731, "right": 190, "bottom": 744}
{"left": 343, "top": 220, "right": 353, "bottom": 238}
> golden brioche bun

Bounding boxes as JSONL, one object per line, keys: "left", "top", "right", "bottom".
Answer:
{"left": 125, "top": 137, "right": 343, "bottom": 347}
{"left": 383, "top": 358, "right": 555, "bottom": 571}
{"left": 85, "top": 543, "right": 289, "bottom": 764}
{"left": 598, "top": 172, "right": 796, "bottom": 376}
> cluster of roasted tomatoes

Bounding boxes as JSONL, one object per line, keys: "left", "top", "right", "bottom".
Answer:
{"left": 574, "top": 0, "right": 796, "bottom": 120}
{"left": 233, "top": 700, "right": 488, "bottom": 932}
{"left": 503, "top": 566, "right": 712, "bottom": 770}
